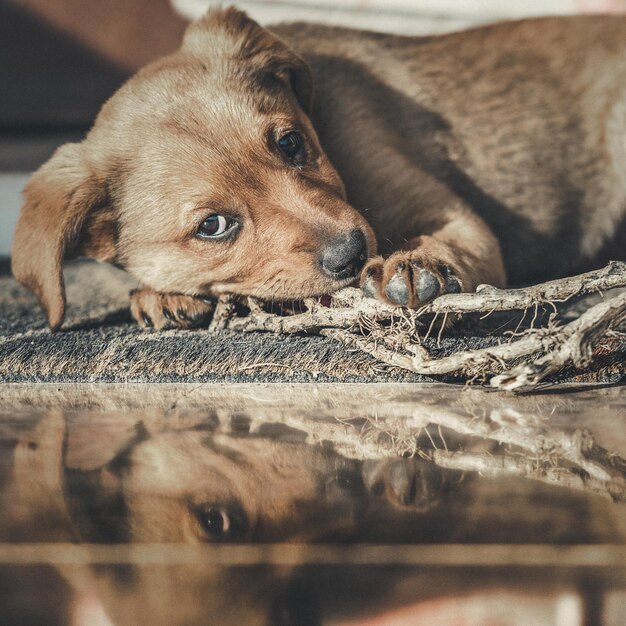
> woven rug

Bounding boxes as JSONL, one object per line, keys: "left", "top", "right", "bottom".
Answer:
{"left": 0, "top": 257, "right": 624, "bottom": 384}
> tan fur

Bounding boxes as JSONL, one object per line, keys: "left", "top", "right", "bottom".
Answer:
{"left": 4, "top": 412, "right": 367, "bottom": 625}
{"left": 5, "top": 411, "right": 624, "bottom": 625}
{"left": 12, "top": 8, "right": 626, "bottom": 328}
{"left": 11, "top": 143, "right": 113, "bottom": 329}
{"left": 6, "top": 412, "right": 364, "bottom": 542}
{"left": 129, "top": 288, "right": 215, "bottom": 329}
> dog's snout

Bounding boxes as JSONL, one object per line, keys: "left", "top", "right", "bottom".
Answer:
{"left": 320, "top": 229, "right": 368, "bottom": 279}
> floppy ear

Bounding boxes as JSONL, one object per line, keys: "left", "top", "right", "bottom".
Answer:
{"left": 11, "top": 143, "right": 117, "bottom": 330}
{"left": 182, "top": 7, "right": 313, "bottom": 112}
{"left": 11, "top": 412, "right": 74, "bottom": 541}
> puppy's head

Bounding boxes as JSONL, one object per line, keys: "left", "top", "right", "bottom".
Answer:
{"left": 12, "top": 8, "right": 376, "bottom": 329}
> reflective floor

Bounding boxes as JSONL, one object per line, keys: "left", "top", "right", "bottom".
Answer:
{"left": 0, "top": 383, "right": 625, "bottom": 626}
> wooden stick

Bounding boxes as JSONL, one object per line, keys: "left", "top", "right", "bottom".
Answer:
{"left": 491, "top": 290, "right": 626, "bottom": 390}
{"left": 211, "top": 262, "right": 626, "bottom": 389}
{"left": 220, "top": 261, "right": 626, "bottom": 335}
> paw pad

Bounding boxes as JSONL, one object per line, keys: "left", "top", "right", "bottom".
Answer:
{"left": 385, "top": 271, "right": 410, "bottom": 305}
{"left": 415, "top": 270, "right": 440, "bottom": 303}
{"left": 359, "top": 251, "right": 464, "bottom": 309}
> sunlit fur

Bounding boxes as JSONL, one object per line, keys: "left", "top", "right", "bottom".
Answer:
{"left": 11, "top": 8, "right": 376, "bottom": 329}
{"left": 11, "top": 8, "right": 626, "bottom": 329}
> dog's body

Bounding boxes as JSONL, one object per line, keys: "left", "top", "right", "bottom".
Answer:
{"left": 278, "top": 17, "right": 626, "bottom": 280}
{"left": 11, "top": 10, "right": 626, "bottom": 329}
{"left": 5, "top": 411, "right": 625, "bottom": 625}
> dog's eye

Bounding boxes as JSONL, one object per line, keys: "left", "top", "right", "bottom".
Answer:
{"left": 197, "top": 507, "right": 231, "bottom": 537}
{"left": 277, "top": 131, "right": 304, "bottom": 162}
{"left": 193, "top": 504, "right": 247, "bottom": 541}
{"left": 197, "top": 215, "right": 238, "bottom": 240}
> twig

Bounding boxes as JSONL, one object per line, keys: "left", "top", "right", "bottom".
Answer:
{"left": 322, "top": 289, "right": 626, "bottom": 384}
{"left": 491, "top": 290, "right": 626, "bottom": 390}
{"left": 321, "top": 326, "right": 547, "bottom": 378}
{"left": 216, "top": 261, "right": 626, "bottom": 333}
{"left": 220, "top": 262, "right": 626, "bottom": 337}
{"left": 421, "top": 261, "right": 626, "bottom": 315}
{"left": 208, "top": 295, "right": 236, "bottom": 332}
{"left": 210, "top": 262, "right": 626, "bottom": 389}
{"left": 225, "top": 291, "right": 406, "bottom": 334}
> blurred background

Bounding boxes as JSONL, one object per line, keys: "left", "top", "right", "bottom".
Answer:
{"left": 2, "top": 0, "right": 626, "bottom": 256}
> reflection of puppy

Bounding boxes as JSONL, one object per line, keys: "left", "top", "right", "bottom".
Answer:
{"left": 69, "top": 427, "right": 367, "bottom": 545}
{"left": 5, "top": 413, "right": 625, "bottom": 626}
{"left": 5, "top": 413, "right": 367, "bottom": 626}
{"left": 12, "top": 9, "right": 626, "bottom": 330}
{"left": 21, "top": 413, "right": 365, "bottom": 544}
{"left": 363, "top": 457, "right": 463, "bottom": 512}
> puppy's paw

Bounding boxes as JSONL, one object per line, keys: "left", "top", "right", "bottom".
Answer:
{"left": 362, "top": 458, "right": 453, "bottom": 512}
{"left": 130, "top": 289, "right": 215, "bottom": 330}
{"left": 360, "top": 247, "right": 463, "bottom": 308}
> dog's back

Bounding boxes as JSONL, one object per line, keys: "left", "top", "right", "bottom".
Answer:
{"left": 275, "top": 16, "right": 626, "bottom": 282}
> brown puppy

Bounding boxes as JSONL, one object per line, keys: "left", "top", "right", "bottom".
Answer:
{"left": 12, "top": 8, "right": 626, "bottom": 329}
{"left": 3, "top": 412, "right": 368, "bottom": 626}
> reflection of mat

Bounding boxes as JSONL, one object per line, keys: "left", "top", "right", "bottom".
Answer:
{"left": 0, "top": 258, "right": 624, "bottom": 384}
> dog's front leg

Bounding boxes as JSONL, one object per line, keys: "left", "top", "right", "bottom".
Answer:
{"left": 360, "top": 204, "right": 506, "bottom": 308}
{"left": 130, "top": 288, "right": 215, "bottom": 330}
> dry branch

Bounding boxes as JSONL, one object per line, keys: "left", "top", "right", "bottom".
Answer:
{"left": 321, "top": 289, "right": 626, "bottom": 382}
{"left": 207, "top": 294, "right": 236, "bottom": 332}
{"left": 212, "top": 262, "right": 626, "bottom": 389}
{"left": 417, "top": 260, "right": 626, "bottom": 315}
{"left": 220, "top": 261, "right": 626, "bottom": 335}
{"left": 223, "top": 291, "right": 407, "bottom": 334}
{"left": 491, "top": 290, "right": 626, "bottom": 390}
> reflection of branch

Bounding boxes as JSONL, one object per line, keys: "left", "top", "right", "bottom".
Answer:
{"left": 2, "top": 385, "right": 623, "bottom": 501}
{"left": 212, "top": 262, "right": 626, "bottom": 389}
{"left": 406, "top": 405, "right": 615, "bottom": 483}
{"left": 430, "top": 450, "right": 626, "bottom": 502}
{"left": 240, "top": 403, "right": 626, "bottom": 502}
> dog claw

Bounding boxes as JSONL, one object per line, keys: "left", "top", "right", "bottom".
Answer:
{"left": 444, "top": 276, "right": 462, "bottom": 294}
{"left": 415, "top": 269, "right": 440, "bottom": 303}
{"left": 131, "top": 289, "right": 216, "bottom": 330}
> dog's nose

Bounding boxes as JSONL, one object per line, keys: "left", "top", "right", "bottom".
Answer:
{"left": 320, "top": 229, "right": 368, "bottom": 279}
